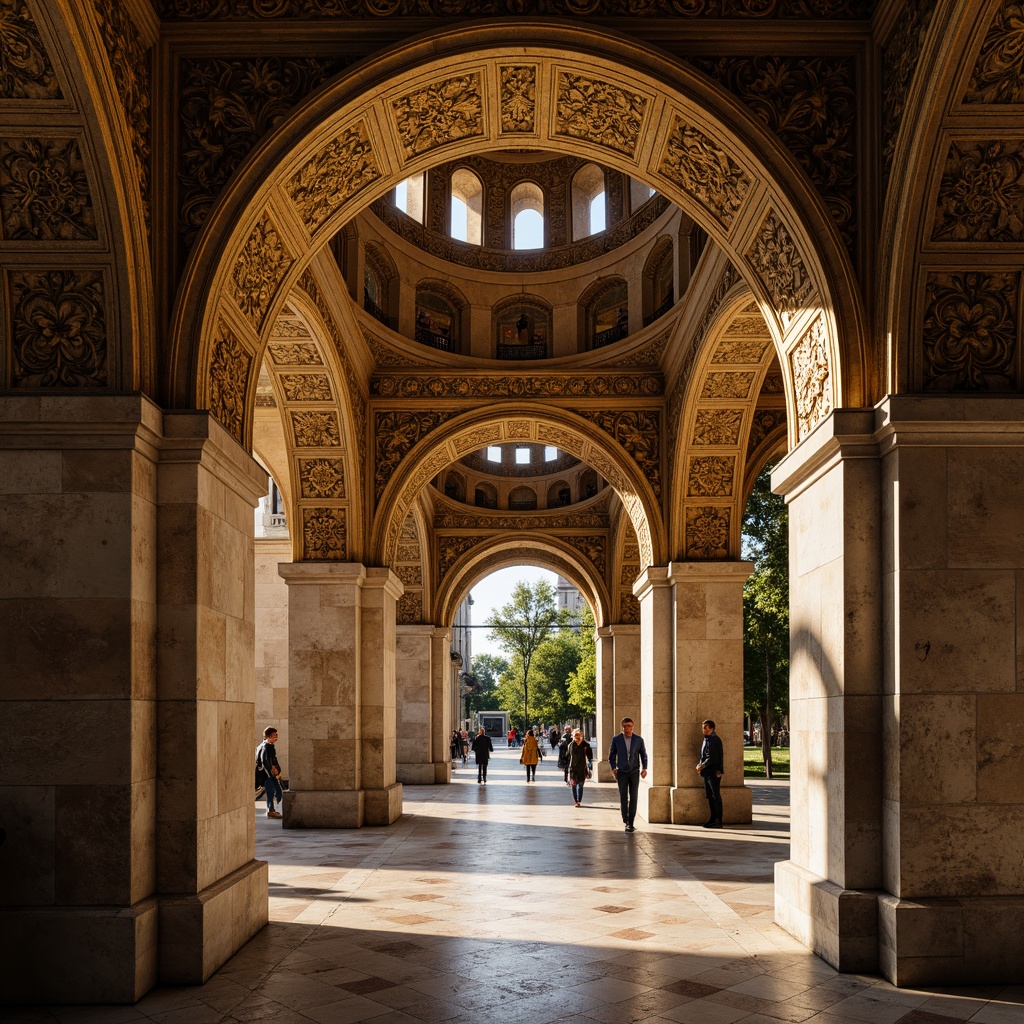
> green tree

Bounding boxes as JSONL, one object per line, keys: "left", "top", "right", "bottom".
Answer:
{"left": 566, "top": 605, "right": 597, "bottom": 719}
{"left": 530, "top": 609, "right": 583, "bottom": 725}
{"left": 466, "top": 652, "right": 508, "bottom": 718}
{"left": 742, "top": 462, "right": 789, "bottom": 779}
{"left": 487, "top": 579, "right": 558, "bottom": 729}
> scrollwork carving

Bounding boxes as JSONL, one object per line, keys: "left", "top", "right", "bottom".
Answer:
{"left": 555, "top": 73, "right": 646, "bottom": 157}
{"left": 580, "top": 411, "right": 660, "bottom": 498}
{"left": 933, "top": 140, "right": 1024, "bottom": 242}
{"left": 392, "top": 74, "right": 484, "bottom": 159}
{"left": 371, "top": 372, "right": 662, "bottom": 399}
{"left": 208, "top": 322, "right": 251, "bottom": 441}
{"left": 687, "top": 456, "right": 736, "bottom": 497}
{"left": 375, "top": 410, "right": 458, "bottom": 499}
{"left": 790, "top": 314, "right": 832, "bottom": 437}
{"left": 397, "top": 592, "right": 423, "bottom": 625}
{"left": 281, "top": 373, "right": 332, "bottom": 401}
{"left": 437, "top": 535, "right": 484, "bottom": 580}
{"left": 433, "top": 505, "right": 609, "bottom": 530}
{"left": 291, "top": 410, "right": 342, "bottom": 447}
{"left": 565, "top": 535, "right": 607, "bottom": 576}
{"left": 11, "top": 269, "right": 106, "bottom": 388}
{"left": 299, "top": 458, "right": 346, "bottom": 498}
{"left": 746, "top": 210, "right": 814, "bottom": 323}
{"left": 232, "top": 213, "right": 292, "bottom": 329}
{"left": 713, "top": 337, "right": 772, "bottom": 362}
{"left": 302, "top": 507, "right": 346, "bottom": 560}
{"left": 268, "top": 342, "right": 322, "bottom": 365}
{"left": 0, "top": 0, "right": 61, "bottom": 99}
{"left": 966, "top": 1, "right": 1024, "bottom": 104}
{"left": 701, "top": 372, "right": 755, "bottom": 399}
{"left": 685, "top": 506, "right": 730, "bottom": 559}
{"left": 693, "top": 409, "right": 743, "bottom": 446}
{"left": 500, "top": 65, "right": 536, "bottom": 133}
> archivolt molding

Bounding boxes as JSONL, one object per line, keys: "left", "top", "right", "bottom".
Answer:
{"left": 174, "top": 24, "right": 862, "bottom": 438}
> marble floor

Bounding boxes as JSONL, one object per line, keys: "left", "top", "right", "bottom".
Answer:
{"left": 9, "top": 748, "right": 1024, "bottom": 1024}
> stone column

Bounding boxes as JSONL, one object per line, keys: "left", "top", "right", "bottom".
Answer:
{"left": 396, "top": 624, "right": 438, "bottom": 784}
{"left": 772, "top": 410, "right": 884, "bottom": 975}
{"left": 278, "top": 563, "right": 404, "bottom": 828}
{"left": 430, "top": 629, "right": 454, "bottom": 782}
{"left": 255, "top": 538, "right": 291, "bottom": 773}
{"left": 595, "top": 624, "right": 641, "bottom": 782}
{"left": 596, "top": 627, "right": 615, "bottom": 781}
{"left": 668, "top": 561, "right": 753, "bottom": 825}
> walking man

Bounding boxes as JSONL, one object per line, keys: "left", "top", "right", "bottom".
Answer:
{"left": 696, "top": 719, "right": 724, "bottom": 827}
{"left": 256, "top": 726, "right": 283, "bottom": 819}
{"left": 608, "top": 717, "right": 647, "bottom": 832}
{"left": 472, "top": 727, "right": 494, "bottom": 784}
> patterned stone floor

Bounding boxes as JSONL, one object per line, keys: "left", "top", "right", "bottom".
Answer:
{"left": 9, "top": 748, "right": 1024, "bottom": 1023}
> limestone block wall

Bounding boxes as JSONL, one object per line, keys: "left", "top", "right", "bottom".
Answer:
{"left": 255, "top": 539, "right": 291, "bottom": 776}
{"left": 396, "top": 625, "right": 436, "bottom": 784}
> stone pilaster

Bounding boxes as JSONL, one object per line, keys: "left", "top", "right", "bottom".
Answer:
{"left": 396, "top": 625, "right": 440, "bottom": 785}
{"left": 596, "top": 624, "right": 640, "bottom": 782}
{"left": 278, "top": 563, "right": 404, "bottom": 828}
{"left": 430, "top": 629, "right": 455, "bottom": 783}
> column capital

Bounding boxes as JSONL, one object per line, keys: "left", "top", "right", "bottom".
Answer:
{"left": 632, "top": 564, "right": 671, "bottom": 600}
{"left": 667, "top": 560, "right": 753, "bottom": 585}
{"left": 277, "top": 562, "right": 403, "bottom": 600}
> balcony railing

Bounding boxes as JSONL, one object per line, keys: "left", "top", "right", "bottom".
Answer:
{"left": 592, "top": 323, "right": 628, "bottom": 349}
{"left": 508, "top": 498, "right": 538, "bottom": 511}
{"left": 497, "top": 342, "right": 547, "bottom": 360}
{"left": 643, "top": 293, "right": 674, "bottom": 327}
{"left": 415, "top": 327, "right": 455, "bottom": 352}
{"left": 474, "top": 495, "right": 498, "bottom": 509}
{"left": 363, "top": 291, "right": 392, "bottom": 328}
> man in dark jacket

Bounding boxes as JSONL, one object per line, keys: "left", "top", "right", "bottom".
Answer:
{"left": 608, "top": 717, "right": 648, "bottom": 832}
{"left": 471, "top": 727, "right": 494, "bottom": 784}
{"left": 256, "top": 726, "right": 283, "bottom": 819}
{"left": 695, "top": 719, "right": 724, "bottom": 828}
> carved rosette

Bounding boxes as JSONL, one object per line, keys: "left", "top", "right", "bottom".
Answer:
{"left": 565, "top": 535, "right": 607, "bottom": 576}
{"left": 581, "top": 411, "right": 660, "bottom": 498}
{"left": 371, "top": 372, "right": 662, "bottom": 399}
{"left": 500, "top": 66, "right": 536, "bottom": 133}
{"left": 232, "top": 213, "right": 292, "bottom": 329}
{"left": 375, "top": 410, "right": 457, "bottom": 500}
{"left": 933, "top": 140, "right": 1024, "bottom": 242}
{"left": 555, "top": 73, "right": 646, "bottom": 157}
{"left": 0, "top": 138, "right": 96, "bottom": 240}
{"left": 966, "top": 1, "right": 1024, "bottom": 104}
{"left": 685, "top": 506, "right": 730, "bottom": 560}
{"left": 302, "top": 507, "right": 346, "bottom": 560}
{"left": 746, "top": 211, "right": 814, "bottom": 323}
{"left": 291, "top": 410, "right": 342, "bottom": 447}
{"left": 208, "top": 323, "right": 252, "bottom": 441}
{"left": 286, "top": 121, "right": 380, "bottom": 233}
{"left": 790, "top": 315, "right": 832, "bottom": 437}
{"left": 281, "top": 373, "right": 332, "bottom": 401}
{"left": 658, "top": 116, "right": 751, "bottom": 229}
{"left": 693, "top": 409, "right": 743, "bottom": 446}
{"left": 0, "top": 0, "right": 61, "bottom": 98}
{"left": 298, "top": 458, "right": 346, "bottom": 498}
{"left": 10, "top": 269, "right": 107, "bottom": 388}
{"left": 268, "top": 342, "right": 322, "bottom": 365}
{"left": 687, "top": 456, "right": 735, "bottom": 497}
{"left": 922, "top": 271, "right": 1019, "bottom": 391}
{"left": 701, "top": 372, "right": 755, "bottom": 399}
{"left": 392, "top": 74, "right": 484, "bottom": 159}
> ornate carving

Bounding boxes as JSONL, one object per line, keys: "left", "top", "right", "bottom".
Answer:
{"left": 0, "top": 138, "right": 96, "bottom": 240}
{"left": 433, "top": 504, "right": 609, "bottom": 531}
{"left": 693, "top": 408, "right": 743, "bottom": 446}
{"left": 790, "top": 315, "right": 832, "bottom": 438}
{"left": 452, "top": 425, "right": 503, "bottom": 455}
{"left": 580, "top": 411, "right": 661, "bottom": 498}
{"left": 658, "top": 116, "right": 751, "bottom": 229}
{"left": 747, "top": 408, "right": 787, "bottom": 457}
{"left": 302, "top": 507, "right": 346, "bottom": 560}
{"left": 933, "top": 140, "right": 1024, "bottom": 242}
{"left": 555, "top": 73, "right": 646, "bottom": 157}
{"left": 395, "top": 564, "right": 422, "bottom": 587}
{"left": 11, "top": 270, "right": 106, "bottom": 388}
{"left": 0, "top": 0, "right": 61, "bottom": 99}
{"left": 269, "top": 317, "right": 311, "bottom": 339}
{"left": 92, "top": 0, "right": 150, "bottom": 225}
{"left": 500, "top": 65, "right": 535, "bottom": 133}
{"left": 922, "top": 271, "right": 1018, "bottom": 392}
{"left": 268, "top": 342, "right": 322, "bottom": 365}
{"left": 966, "top": 1, "right": 1024, "bottom": 104}
{"left": 685, "top": 506, "right": 730, "bottom": 560}
{"left": 763, "top": 371, "right": 785, "bottom": 394}
{"left": 375, "top": 410, "right": 458, "bottom": 500}
{"left": 507, "top": 421, "right": 532, "bottom": 439}
{"left": 701, "top": 372, "right": 755, "bottom": 399}
{"left": 371, "top": 372, "right": 662, "bottom": 399}
{"left": 208, "top": 323, "right": 251, "bottom": 441}
{"left": 747, "top": 211, "right": 814, "bottom": 323}
{"left": 437, "top": 535, "right": 484, "bottom": 580}
{"left": 392, "top": 74, "right": 484, "bottom": 159}
{"left": 619, "top": 593, "right": 640, "bottom": 625}
{"left": 565, "top": 535, "right": 607, "bottom": 576}
{"left": 536, "top": 424, "right": 585, "bottom": 458}
{"left": 232, "top": 213, "right": 292, "bottom": 329}
{"left": 613, "top": 326, "right": 672, "bottom": 367}
{"left": 281, "top": 373, "right": 332, "bottom": 401}
{"left": 299, "top": 458, "right": 346, "bottom": 498}
{"left": 178, "top": 57, "right": 350, "bottom": 260}
{"left": 292, "top": 410, "right": 342, "bottom": 446}
{"left": 397, "top": 592, "right": 423, "bottom": 625}
{"left": 713, "top": 337, "right": 772, "bottom": 363}
{"left": 287, "top": 121, "right": 380, "bottom": 233}
{"left": 687, "top": 456, "right": 735, "bottom": 497}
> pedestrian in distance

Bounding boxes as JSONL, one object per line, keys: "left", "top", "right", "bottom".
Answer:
{"left": 566, "top": 729, "right": 593, "bottom": 807}
{"left": 460, "top": 727, "right": 469, "bottom": 766}
{"left": 472, "top": 727, "right": 494, "bottom": 784}
{"left": 255, "top": 726, "right": 283, "bottom": 819}
{"left": 519, "top": 728, "right": 542, "bottom": 782}
{"left": 696, "top": 719, "right": 724, "bottom": 827}
{"left": 608, "top": 717, "right": 647, "bottom": 832}
{"left": 558, "top": 729, "right": 572, "bottom": 785}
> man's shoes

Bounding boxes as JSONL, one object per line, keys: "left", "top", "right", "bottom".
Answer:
{"left": 266, "top": 810, "right": 282, "bottom": 819}
{"left": 703, "top": 820, "right": 722, "bottom": 828}
{"left": 625, "top": 825, "right": 635, "bottom": 833}
{"left": 702, "top": 818, "right": 715, "bottom": 827}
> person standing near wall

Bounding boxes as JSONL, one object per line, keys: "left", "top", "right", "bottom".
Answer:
{"left": 695, "top": 719, "right": 724, "bottom": 828}
{"left": 256, "top": 726, "right": 283, "bottom": 819}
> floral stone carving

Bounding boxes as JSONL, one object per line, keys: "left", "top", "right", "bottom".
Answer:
{"left": 291, "top": 410, "right": 342, "bottom": 446}
{"left": 658, "top": 116, "right": 751, "bottom": 229}
{"left": 580, "top": 410, "right": 661, "bottom": 498}
{"left": 713, "top": 337, "right": 772, "bottom": 363}
{"left": 299, "top": 458, "right": 346, "bottom": 498}
{"left": 933, "top": 140, "right": 1024, "bottom": 242}
{"left": 0, "top": 0, "right": 61, "bottom": 99}
{"left": 702, "top": 372, "right": 755, "bottom": 399}
{"left": 747, "top": 408, "right": 787, "bottom": 457}
{"left": 398, "top": 592, "right": 423, "bottom": 625}
{"left": 11, "top": 269, "right": 106, "bottom": 388}
{"left": 437, "top": 535, "right": 484, "bottom": 580}
{"left": 685, "top": 506, "right": 730, "bottom": 559}
{"left": 790, "top": 315, "right": 832, "bottom": 437}
{"left": 747, "top": 211, "right": 814, "bottom": 323}
{"left": 209, "top": 323, "right": 252, "bottom": 441}
{"left": 392, "top": 74, "right": 484, "bottom": 159}
{"left": 0, "top": 138, "right": 96, "bottom": 240}
{"left": 565, "top": 535, "right": 607, "bottom": 576}
{"left": 375, "top": 410, "right": 458, "bottom": 499}
{"left": 923, "top": 271, "right": 1018, "bottom": 391}
{"left": 232, "top": 213, "right": 292, "bottom": 329}
{"left": 281, "top": 373, "right": 332, "bottom": 401}
{"left": 371, "top": 372, "right": 662, "bottom": 399}
{"left": 687, "top": 456, "right": 736, "bottom": 497}
{"left": 500, "top": 66, "right": 536, "bottom": 133}
{"left": 966, "top": 1, "right": 1024, "bottom": 104}
{"left": 302, "top": 507, "right": 346, "bottom": 560}
{"left": 268, "top": 342, "right": 322, "bottom": 365}
{"left": 555, "top": 73, "right": 647, "bottom": 157}
{"left": 693, "top": 408, "right": 743, "bottom": 446}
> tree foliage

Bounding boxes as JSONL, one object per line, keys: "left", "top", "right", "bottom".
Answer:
{"left": 742, "top": 462, "right": 789, "bottom": 778}
{"left": 466, "top": 652, "right": 508, "bottom": 717}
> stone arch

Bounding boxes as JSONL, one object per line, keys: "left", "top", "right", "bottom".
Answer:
{"left": 169, "top": 22, "right": 866, "bottom": 444}
{"left": 372, "top": 404, "right": 665, "bottom": 573}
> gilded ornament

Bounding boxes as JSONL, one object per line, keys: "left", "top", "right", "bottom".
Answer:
{"left": 292, "top": 410, "right": 342, "bottom": 446}
{"left": 208, "top": 323, "right": 252, "bottom": 441}
{"left": 0, "top": 0, "right": 61, "bottom": 98}
{"left": 392, "top": 74, "right": 484, "bottom": 159}
{"left": 685, "top": 506, "right": 730, "bottom": 559}
{"left": 232, "top": 213, "right": 293, "bottom": 329}
{"left": 687, "top": 456, "right": 736, "bottom": 497}
{"left": 281, "top": 373, "right": 333, "bottom": 402}
{"left": 375, "top": 410, "right": 457, "bottom": 499}
{"left": 701, "top": 372, "right": 754, "bottom": 399}
{"left": 299, "top": 458, "right": 346, "bottom": 498}
{"left": 790, "top": 315, "right": 832, "bottom": 437}
{"left": 555, "top": 73, "right": 647, "bottom": 157}
{"left": 268, "top": 342, "right": 322, "bottom": 365}
{"left": 713, "top": 336, "right": 771, "bottom": 362}
{"left": 746, "top": 211, "right": 814, "bottom": 321}
{"left": 658, "top": 116, "right": 751, "bottom": 229}
{"left": 966, "top": 1, "right": 1024, "bottom": 104}
{"left": 500, "top": 66, "right": 536, "bottom": 133}
{"left": 287, "top": 121, "right": 380, "bottom": 233}
{"left": 0, "top": 138, "right": 96, "bottom": 240}
{"left": 933, "top": 140, "right": 1024, "bottom": 242}
{"left": 922, "top": 271, "right": 1018, "bottom": 392}
{"left": 302, "top": 507, "right": 346, "bottom": 560}
{"left": 693, "top": 409, "right": 743, "bottom": 446}
{"left": 11, "top": 269, "right": 107, "bottom": 388}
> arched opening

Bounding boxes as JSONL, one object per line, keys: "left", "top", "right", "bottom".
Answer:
{"left": 572, "top": 162, "right": 607, "bottom": 239}
{"left": 510, "top": 180, "right": 544, "bottom": 250}
{"left": 414, "top": 283, "right": 463, "bottom": 353}
{"left": 394, "top": 172, "right": 425, "bottom": 223}
{"left": 450, "top": 166, "right": 483, "bottom": 245}
{"left": 581, "top": 277, "right": 629, "bottom": 349}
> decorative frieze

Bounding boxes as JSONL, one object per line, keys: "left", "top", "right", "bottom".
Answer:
{"left": 713, "top": 336, "right": 772, "bottom": 362}
{"left": 302, "top": 507, "right": 346, "bottom": 560}
{"left": 0, "top": 138, "right": 96, "bottom": 240}
{"left": 746, "top": 210, "right": 815, "bottom": 323}
{"left": 693, "top": 408, "right": 743, "bottom": 446}
{"left": 965, "top": 0, "right": 1024, "bottom": 104}
{"left": 11, "top": 269, "right": 106, "bottom": 388}
{"left": 0, "top": 0, "right": 62, "bottom": 99}
{"left": 933, "top": 140, "right": 1024, "bottom": 242}
{"left": 392, "top": 74, "right": 484, "bottom": 159}
{"left": 565, "top": 535, "right": 607, "bottom": 576}
{"left": 375, "top": 410, "right": 458, "bottom": 499}
{"left": 232, "top": 212, "right": 292, "bottom": 330}
{"left": 790, "top": 314, "right": 831, "bottom": 437}
{"left": 687, "top": 456, "right": 735, "bottom": 497}
{"left": 555, "top": 73, "right": 647, "bottom": 157}
{"left": 291, "top": 410, "right": 342, "bottom": 447}
{"left": 371, "top": 372, "right": 662, "bottom": 399}
{"left": 299, "top": 458, "right": 346, "bottom": 498}
{"left": 685, "top": 506, "right": 730, "bottom": 560}
{"left": 500, "top": 65, "right": 536, "bottom": 133}
{"left": 433, "top": 505, "right": 609, "bottom": 531}
{"left": 281, "top": 373, "right": 332, "bottom": 402}
{"left": 208, "top": 322, "right": 252, "bottom": 441}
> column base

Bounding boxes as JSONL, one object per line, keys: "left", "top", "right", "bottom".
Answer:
{"left": 397, "top": 763, "right": 437, "bottom": 785}
{"left": 364, "top": 783, "right": 403, "bottom": 825}
{"left": 433, "top": 761, "right": 451, "bottom": 784}
{"left": 596, "top": 759, "right": 614, "bottom": 783}
{"left": 643, "top": 784, "right": 672, "bottom": 823}
{"left": 671, "top": 784, "right": 753, "bottom": 824}
{"left": 159, "top": 859, "right": 269, "bottom": 985}
{"left": 879, "top": 894, "right": 1024, "bottom": 987}
{"left": 0, "top": 898, "right": 158, "bottom": 1004}
{"left": 284, "top": 788, "right": 365, "bottom": 827}
{"left": 774, "top": 860, "right": 878, "bottom": 974}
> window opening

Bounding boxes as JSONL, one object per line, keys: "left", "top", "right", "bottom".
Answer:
{"left": 510, "top": 181, "right": 544, "bottom": 250}
{"left": 545, "top": 446, "right": 558, "bottom": 462}
{"left": 515, "top": 447, "right": 531, "bottom": 465}
{"left": 451, "top": 168, "right": 483, "bottom": 245}
{"left": 486, "top": 446, "right": 502, "bottom": 463}
{"left": 572, "top": 163, "right": 606, "bottom": 239}
{"left": 394, "top": 173, "right": 425, "bottom": 223}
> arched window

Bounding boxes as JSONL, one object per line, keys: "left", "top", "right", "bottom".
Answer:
{"left": 508, "top": 486, "right": 537, "bottom": 511}
{"left": 582, "top": 278, "right": 629, "bottom": 349}
{"left": 493, "top": 295, "right": 551, "bottom": 360}
{"left": 572, "top": 163, "right": 606, "bottom": 240}
{"left": 414, "top": 284, "right": 464, "bottom": 353}
{"left": 547, "top": 481, "right": 572, "bottom": 508}
{"left": 642, "top": 237, "right": 675, "bottom": 326}
{"left": 363, "top": 243, "right": 397, "bottom": 328}
{"left": 579, "top": 469, "right": 599, "bottom": 499}
{"left": 510, "top": 181, "right": 544, "bottom": 250}
{"left": 474, "top": 483, "right": 498, "bottom": 509}
{"left": 394, "top": 173, "right": 425, "bottom": 223}
{"left": 451, "top": 168, "right": 483, "bottom": 245}
{"left": 443, "top": 471, "right": 466, "bottom": 502}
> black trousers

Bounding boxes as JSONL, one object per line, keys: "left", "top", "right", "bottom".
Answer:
{"left": 703, "top": 774, "right": 723, "bottom": 822}
{"left": 616, "top": 769, "right": 641, "bottom": 825}
{"left": 477, "top": 761, "right": 488, "bottom": 781}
